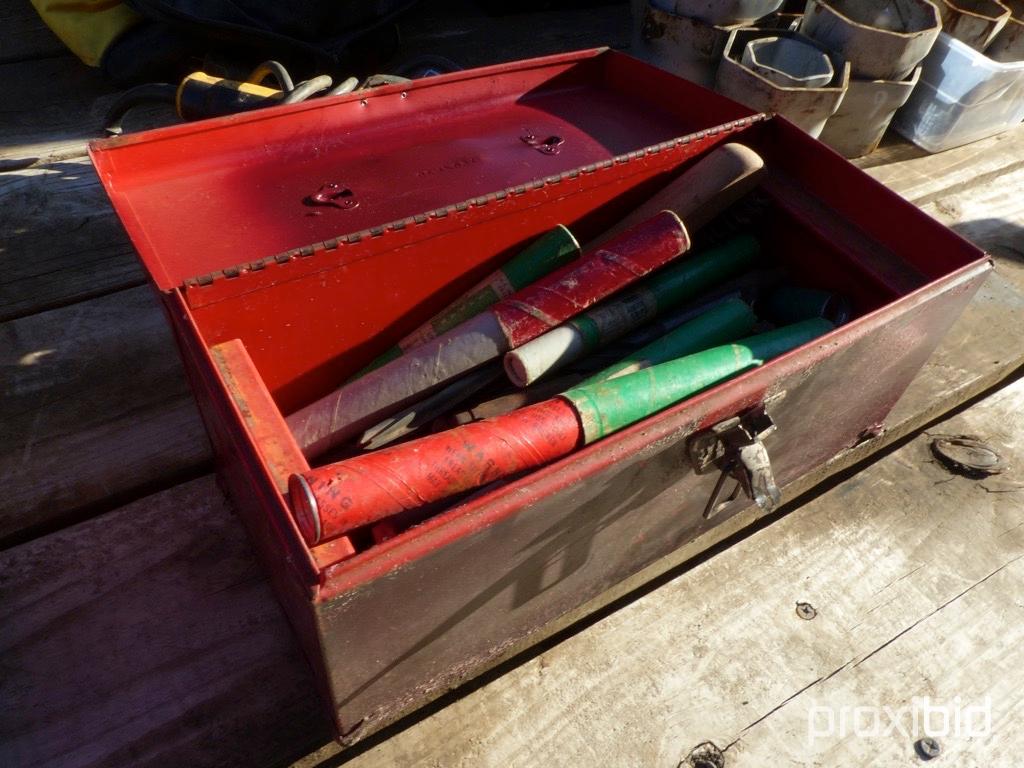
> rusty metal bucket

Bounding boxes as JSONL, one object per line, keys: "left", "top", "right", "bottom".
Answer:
{"left": 631, "top": 2, "right": 738, "bottom": 87}
{"left": 819, "top": 67, "right": 922, "bottom": 157}
{"left": 715, "top": 28, "right": 850, "bottom": 136}
{"left": 799, "top": 0, "right": 941, "bottom": 80}
{"left": 939, "top": 0, "right": 1011, "bottom": 51}
{"left": 985, "top": 0, "right": 1024, "bottom": 61}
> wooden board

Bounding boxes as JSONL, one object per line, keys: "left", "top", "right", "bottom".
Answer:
{"left": 323, "top": 376, "right": 1024, "bottom": 767}
{"left": 0, "top": 159, "right": 145, "bottom": 321}
{"left": 0, "top": 476, "right": 329, "bottom": 768}
{"left": 858, "top": 127, "right": 1024, "bottom": 209}
{"left": 5, "top": 377, "right": 1020, "bottom": 768}
{"left": 0, "top": 286, "right": 209, "bottom": 546}
{"left": 0, "top": 161, "right": 1021, "bottom": 766}
{"left": 0, "top": 57, "right": 122, "bottom": 164}
{"left": 4, "top": 9, "right": 1024, "bottom": 765}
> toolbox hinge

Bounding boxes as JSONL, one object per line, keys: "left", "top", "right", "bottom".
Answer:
{"left": 687, "top": 393, "right": 784, "bottom": 520}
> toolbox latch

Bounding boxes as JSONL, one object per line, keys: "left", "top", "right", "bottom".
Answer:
{"left": 687, "top": 396, "right": 783, "bottom": 520}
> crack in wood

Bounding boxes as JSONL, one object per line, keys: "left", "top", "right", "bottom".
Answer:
{"left": 852, "top": 552, "right": 1024, "bottom": 671}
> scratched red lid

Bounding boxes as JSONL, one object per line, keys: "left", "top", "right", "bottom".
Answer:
{"left": 89, "top": 48, "right": 750, "bottom": 291}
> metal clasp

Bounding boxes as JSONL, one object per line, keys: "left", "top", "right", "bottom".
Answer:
{"left": 687, "top": 395, "right": 784, "bottom": 520}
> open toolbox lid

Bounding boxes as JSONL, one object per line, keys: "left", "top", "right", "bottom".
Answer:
{"left": 89, "top": 48, "right": 754, "bottom": 291}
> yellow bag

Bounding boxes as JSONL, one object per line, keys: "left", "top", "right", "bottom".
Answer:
{"left": 31, "top": 0, "right": 141, "bottom": 67}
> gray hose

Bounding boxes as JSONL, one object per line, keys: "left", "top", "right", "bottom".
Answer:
{"left": 247, "top": 60, "right": 295, "bottom": 93}
{"left": 282, "top": 75, "right": 333, "bottom": 104}
{"left": 328, "top": 76, "right": 360, "bottom": 96}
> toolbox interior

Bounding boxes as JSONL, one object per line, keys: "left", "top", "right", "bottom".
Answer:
{"left": 172, "top": 116, "right": 950, "bottom": 569}
{"left": 183, "top": 122, "right": 932, "bottom": 415}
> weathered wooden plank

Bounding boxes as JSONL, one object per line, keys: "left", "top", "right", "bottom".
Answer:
{"left": 6, "top": 323, "right": 1019, "bottom": 768}
{"left": 0, "top": 285, "right": 210, "bottom": 545}
{"left": 732, "top": 559, "right": 1024, "bottom": 765}
{"left": 860, "top": 126, "right": 1024, "bottom": 208}
{"left": 851, "top": 130, "right": 927, "bottom": 169}
{"left": 0, "top": 57, "right": 120, "bottom": 164}
{"left": 2, "top": 32, "right": 1024, "bottom": 767}
{"left": 0, "top": 159, "right": 144, "bottom": 321}
{"left": 0, "top": 4, "right": 66, "bottom": 63}
{"left": 331, "top": 374, "right": 1024, "bottom": 767}
{"left": 0, "top": 475, "right": 330, "bottom": 768}
{"left": 918, "top": 163, "right": 1024, "bottom": 287}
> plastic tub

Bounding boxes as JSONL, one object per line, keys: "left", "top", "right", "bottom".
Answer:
{"left": 893, "top": 31, "right": 1024, "bottom": 152}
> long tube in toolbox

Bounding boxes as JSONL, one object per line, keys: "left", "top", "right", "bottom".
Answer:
{"left": 286, "top": 144, "right": 766, "bottom": 458}
{"left": 288, "top": 318, "right": 833, "bottom": 545}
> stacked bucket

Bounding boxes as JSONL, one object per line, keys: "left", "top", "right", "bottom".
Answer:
{"left": 807, "top": 1, "right": 939, "bottom": 157}
{"left": 632, "top": 0, "right": 1024, "bottom": 155}
{"left": 630, "top": 1, "right": 792, "bottom": 89}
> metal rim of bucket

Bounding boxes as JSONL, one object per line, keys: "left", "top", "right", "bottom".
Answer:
{"left": 742, "top": 36, "right": 836, "bottom": 87}
{"left": 804, "top": 0, "right": 941, "bottom": 39}
{"left": 723, "top": 28, "right": 849, "bottom": 92}
{"left": 941, "top": 0, "right": 1012, "bottom": 23}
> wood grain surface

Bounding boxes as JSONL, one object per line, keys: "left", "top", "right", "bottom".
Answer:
{"left": 3, "top": 4, "right": 1024, "bottom": 765}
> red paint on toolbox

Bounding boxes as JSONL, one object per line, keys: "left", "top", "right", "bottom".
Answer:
{"left": 89, "top": 48, "right": 991, "bottom": 744}
{"left": 210, "top": 339, "right": 314, "bottom": 494}
{"left": 492, "top": 211, "right": 689, "bottom": 347}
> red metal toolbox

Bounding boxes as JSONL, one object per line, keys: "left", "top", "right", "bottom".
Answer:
{"left": 90, "top": 48, "right": 990, "bottom": 743}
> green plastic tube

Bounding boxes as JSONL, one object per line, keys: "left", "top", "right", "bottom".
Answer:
{"left": 351, "top": 224, "right": 580, "bottom": 379}
{"left": 580, "top": 297, "right": 757, "bottom": 386}
{"left": 563, "top": 318, "right": 834, "bottom": 443}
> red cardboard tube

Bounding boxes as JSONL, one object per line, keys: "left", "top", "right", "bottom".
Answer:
{"left": 492, "top": 211, "right": 690, "bottom": 348}
{"left": 289, "top": 399, "right": 581, "bottom": 544}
